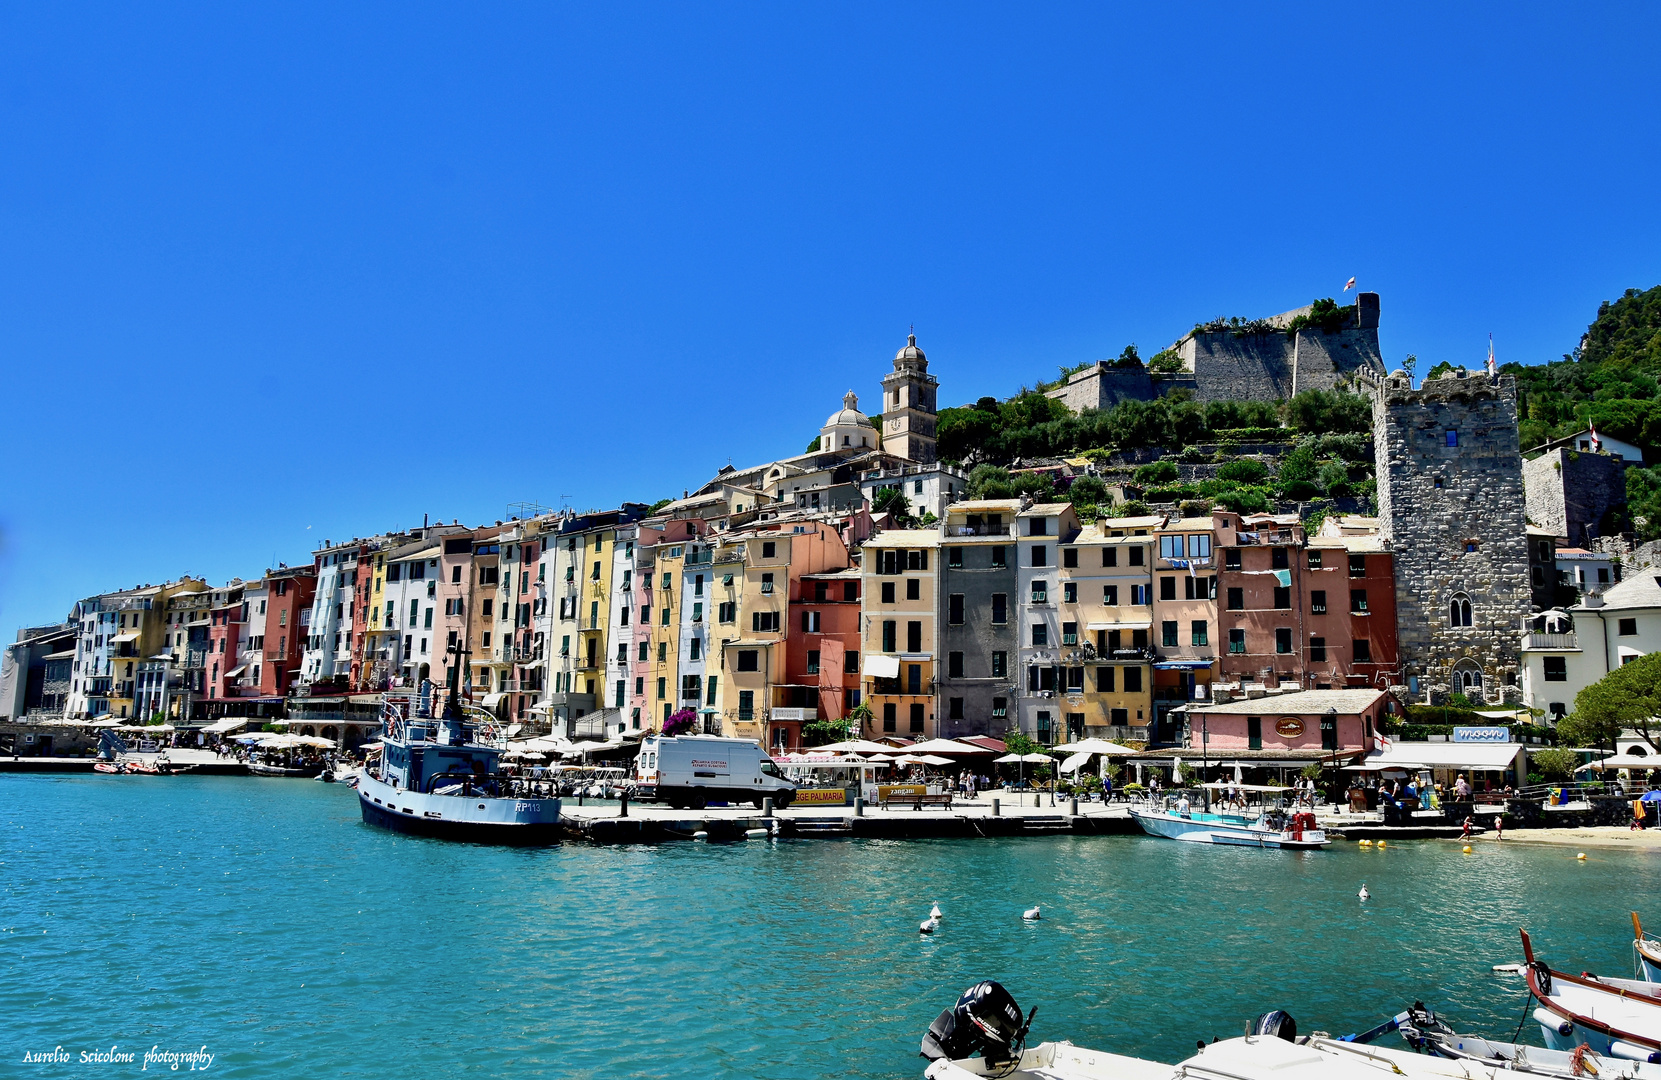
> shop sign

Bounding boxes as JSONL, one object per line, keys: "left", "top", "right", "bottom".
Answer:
{"left": 1274, "top": 718, "right": 1306, "bottom": 738}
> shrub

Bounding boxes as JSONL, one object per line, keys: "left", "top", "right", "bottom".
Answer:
{"left": 1134, "top": 460, "right": 1179, "bottom": 484}
{"left": 1215, "top": 487, "right": 1272, "bottom": 514}
{"left": 1530, "top": 747, "right": 1579, "bottom": 781}
{"left": 662, "top": 709, "right": 697, "bottom": 736}
{"left": 1217, "top": 459, "right": 1269, "bottom": 484}
{"left": 1179, "top": 499, "right": 1214, "bottom": 517}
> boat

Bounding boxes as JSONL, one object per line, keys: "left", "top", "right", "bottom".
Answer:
{"left": 1521, "top": 928, "right": 1661, "bottom": 1061}
{"left": 1635, "top": 913, "right": 1661, "bottom": 984}
{"left": 919, "top": 983, "right": 1574, "bottom": 1080}
{"left": 247, "top": 759, "right": 323, "bottom": 778}
{"left": 355, "top": 689, "right": 561, "bottom": 844}
{"left": 1390, "top": 1001, "right": 1661, "bottom": 1078}
{"left": 1130, "top": 785, "right": 1328, "bottom": 848}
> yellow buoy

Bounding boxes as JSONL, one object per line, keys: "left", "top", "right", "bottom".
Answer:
{"left": 1378, "top": 840, "right": 1387, "bottom": 849}
{"left": 1577, "top": 852, "right": 1588, "bottom": 861}
{"left": 1462, "top": 845, "right": 1473, "bottom": 853}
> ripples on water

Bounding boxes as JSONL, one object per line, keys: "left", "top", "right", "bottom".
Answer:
{"left": 3, "top": 776, "right": 1660, "bottom": 1078}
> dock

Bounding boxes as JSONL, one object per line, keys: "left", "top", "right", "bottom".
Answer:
{"left": 561, "top": 794, "right": 1140, "bottom": 843}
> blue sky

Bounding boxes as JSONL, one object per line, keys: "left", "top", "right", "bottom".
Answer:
{"left": 1, "top": 4, "right": 1658, "bottom": 630}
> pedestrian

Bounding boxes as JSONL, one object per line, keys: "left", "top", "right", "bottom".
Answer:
{"left": 1494, "top": 814, "right": 1504, "bottom": 841}
{"left": 1460, "top": 815, "right": 1473, "bottom": 840}
{"left": 1455, "top": 774, "right": 1470, "bottom": 800}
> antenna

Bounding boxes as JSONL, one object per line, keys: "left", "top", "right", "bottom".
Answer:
{"left": 507, "top": 500, "right": 555, "bottom": 519}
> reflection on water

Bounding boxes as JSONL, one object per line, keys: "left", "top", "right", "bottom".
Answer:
{"left": 3, "top": 775, "right": 1659, "bottom": 1079}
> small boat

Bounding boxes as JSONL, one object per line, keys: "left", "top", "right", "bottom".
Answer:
{"left": 93, "top": 761, "right": 127, "bottom": 774}
{"left": 1636, "top": 913, "right": 1661, "bottom": 984}
{"left": 1521, "top": 928, "right": 1661, "bottom": 1061}
{"left": 1392, "top": 1000, "right": 1661, "bottom": 1078}
{"left": 1131, "top": 786, "right": 1328, "bottom": 849}
{"left": 247, "top": 759, "right": 324, "bottom": 778}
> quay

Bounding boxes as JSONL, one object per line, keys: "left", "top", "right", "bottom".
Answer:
{"left": 562, "top": 794, "right": 1141, "bottom": 843}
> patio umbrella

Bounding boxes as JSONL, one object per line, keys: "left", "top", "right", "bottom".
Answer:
{"left": 907, "top": 738, "right": 989, "bottom": 755}
{"left": 1052, "top": 738, "right": 1138, "bottom": 756}
{"left": 1642, "top": 790, "right": 1661, "bottom": 803}
{"left": 817, "top": 739, "right": 896, "bottom": 755}
{"left": 1060, "top": 752, "right": 1091, "bottom": 774}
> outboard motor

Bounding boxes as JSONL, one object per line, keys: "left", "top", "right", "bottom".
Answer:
{"left": 1246, "top": 1010, "right": 1298, "bottom": 1042}
{"left": 921, "top": 981, "right": 1036, "bottom": 1064}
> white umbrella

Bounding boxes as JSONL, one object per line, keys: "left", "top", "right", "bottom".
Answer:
{"left": 907, "top": 738, "right": 989, "bottom": 755}
{"left": 1052, "top": 738, "right": 1138, "bottom": 756}
{"left": 817, "top": 739, "right": 895, "bottom": 755}
{"left": 1577, "top": 755, "right": 1659, "bottom": 772}
{"left": 994, "top": 752, "right": 1051, "bottom": 764}
{"left": 1060, "top": 752, "right": 1091, "bottom": 774}
{"left": 1233, "top": 763, "right": 1244, "bottom": 784}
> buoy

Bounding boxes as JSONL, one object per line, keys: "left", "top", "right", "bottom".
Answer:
{"left": 693, "top": 830, "right": 709, "bottom": 841}
{"left": 930, "top": 903, "right": 943, "bottom": 920}
{"left": 919, "top": 917, "right": 939, "bottom": 935}
{"left": 1377, "top": 840, "right": 1387, "bottom": 849}
{"left": 1577, "top": 852, "right": 1587, "bottom": 861}
{"left": 1359, "top": 839, "right": 1371, "bottom": 846}
{"left": 1022, "top": 905, "right": 1042, "bottom": 921}
{"left": 745, "top": 828, "right": 768, "bottom": 839}
{"left": 1463, "top": 845, "right": 1473, "bottom": 853}
{"left": 1359, "top": 884, "right": 1370, "bottom": 901}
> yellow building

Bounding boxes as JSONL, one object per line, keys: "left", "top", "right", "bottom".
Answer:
{"left": 859, "top": 529, "right": 941, "bottom": 740}
{"left": 1057, "top": 516, "right": 1157, "bottom": 740}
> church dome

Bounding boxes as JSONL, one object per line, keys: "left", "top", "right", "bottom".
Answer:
{"left": 825, "top": 390, "right": 874, "bottom": 430}
{"left": 894, "top": 333, "right": 926, "bottom": 364}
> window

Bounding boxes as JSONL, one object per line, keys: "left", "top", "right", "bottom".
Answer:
{"left": 1247, "top": 716, "right": 1262, "bottom": 750}
{"left": 947, "top": 651, "right": 963, "bottom": 678}
{"left": 881, "top": 581, "right": 896, "bottom": 604}
{"left": 1271, "top": 547, "right": 1288, "bottom": 570}
{"left": 907, "top": 664, "right": 922, "bottom": 694}
{"left": 991, "top": 651, "right": 1007, "bottom": 678}
{"left": 806, "top": 650, "right": 820, "bottom": 675}
{"left": 1160, "top": 535, "right": 1185, "bottom": 559}
{"left": 1450, "top": 593, "right": 1473, "bottom": 627}
{"left": 1273, "top": 586, "right": 1291, "bottom": 609}
{"left": 1128, "top": 547, "right": 1144, "bottom": 567}
{"left": 638, "top": 641, "right": 648, "bottom": 662}
{"left": 1067, "top": 667, "right": 1085, "bottom": 690}
{"left": 991, "top": 697, "right": 1007, "bottom": 719}
{"left": 706, "top": 676, "right": 718, "bottom": 705}
{"left": 1543, "top": 656, "right": 1567, "bottom": 681}
{"left": 991, "top": 594, "right": 1007, "bottom": 623}
{"left": 1226, "top": 587, "right": 1243, "bottom": 611}
{"left": 1228, "top": 629, "right": 1246, "bottom": 654}
{"left": 1446, "top": 430, "right": 1459, "bottom": 447}
{"left": 949, "top": 594, "right": 964, "bottom": 624}
{"left": 1160, "top": 577, "right": 1177, "bottom": 601}
{"left": 907, "top": 549, "right": 929, "bottom": 571}
{"left": 1123, "top": 666, "right": 1142, "bottom": 692}
{"left": 1027, "top": 666, "right": 1056, "bottom": 692}
{"left": 1353, "top": 639, "right": 1372, "bottom": 661}
{"left": 1620, "top": 618, "right": 1638, "bottom": 636}
{"left": 1599, "top": 567, "right": 1611, "bottom": 584}
{"left": 1311, "top": 590, "right": 1327, "bottom": 614}
{"left": 1191, "top": 620, "right": 1207, "bottom": 646}
{"left": 992, "top": 546, "right": 1006, "bottom": 568}
{"left": 1031, "top": 545, "right": 1047, "bottom": 567}
{"left": 909, "top": 703, "right": 925, "bottom": 732}
{"left": 1031, "top": 580, "right": 1049, "bottom": 604}
{"left": 801, "top": 611, "right": 821, "bottom": 633}
{"left": 906, "top": 621, "right": 922, "bottom": 653}
{"left": 906, "top": 578, "right": 920, "bottom": 601}
{"left": 948, "top": 547, "right": 963, "bottom": 568}
{"left": 1031, "top": 624, "right": 1048, "bottom": 647}
{"left": 1224, "top": 549, "right": 1242, "bottom": 571}
{"left": 1063, "top": 582, "right": 1077, "bottom": 604}
{"left": 689, "top": 638, "right": 702, "bottom": 661}
{"left": 408, "top": 599, "right": 419, "bottom": 628}
{"left": 1349, "top": 554, "right": 1366, "bottom": 577}
{"left": 1321, "top": 711, "right": 1338, "bottom": 750}
{"left": 1063, "top": 548, "right": 1078, "bottom": 568}
{"left": 739, "top": 690, "right": 755, "bottom": 721}
{"left": 718, "top": 601, "right": 736, "bottom": 623}
{"left": 1104, "top": 584, "right": 1119, "bottom": 606}
{"left": 1307, "top": 550, "right": 1323, "bottom": 569}
{"left": 761, "top": 573, "right": 775, "bottom": 594}
{"left": 1310, "top": 637, "right": 1326, "bottom": 661}
{"left": 656, "top": 677, "right": 666, "bottom": 700}
{"left": 1131, "top": 584, "right": 1149, "bottom": 606}
{"left": 1102, "top": 547, "right": 1117, "bottom": 567}
{"left": 737, "top": 650, "right": 759, "bottom": 672}
{"left": 882, "top": 620, "right": 896, "bottom": 652}
{"left": 1062, "top": 622, "right": 1078, "bottom": 645}
{"left": 844, "top": 582, "right": 858, "bottom": 603}
{"left": 1350, "top": 589, "right": 1369, "bottom": 613}
{"left": 1189, "top": 535, "right": 1211, "bottom": 558}
{"left": 1028, "top": 517, "right": 1048, "bottom": 537}
{"left": 761, "top": 541, "right": 776, "bottom": 558}
{"left": 658, "top": 641, "right": 668, "bottom": 663}
{"left": 1097, "top": 665, "right": 1115, "bottom": 692}
{"left": 751, "top": 611, "right": 780, "bottom": 633}
{"left": 1162, "top": 621, "right": 1178, "bottom": 647}
{"left": 949, "top": 697, "right": 963, "bottom": 719}
{"left": 882, "top": 703, "right": 896, "bottom": 732}
{"left": 1275, "top": 628, "right": 1292, "bottom": 654}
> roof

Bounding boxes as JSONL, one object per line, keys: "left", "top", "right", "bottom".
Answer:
{"left": 1017, "top": 503, "right": 1073, "bottom": 516}
{"left": 800, "top": 567, "right": 862, "bottom": 580}
{"left": 1186, "top": 688, "right": 1387, "bottom": 716}
{"left": 1101, "top": 515, "right": 1165, "bottom": 529}
{"left": 388, "top": 542, "right": 441, "bottom": 563}
{"left": 1589, "top": 573, "right": 1661, "bottom": 612}
{"left": 1159, "top": 517, "right": 1216, "bottom": 532}
{"left": 1526, "top": 525, "right": 1561, "bottom": 538}
{"left": 948, "top": 499, "right": 1026, "bottom": 512}
{"left": 862, "top": 529, "right": 940, "bottom": 548}
{"left": 1365, "top": 741, "right": 1526, "bottom": 771}
{"left": 1307, "top": 535, "right": 1390, "bottom": 553}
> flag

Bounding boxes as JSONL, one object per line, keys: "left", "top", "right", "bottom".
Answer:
{"left": 1591, "top": 421, "right": 1602, "bottom": 452}
{"left": 1487, "top": 334, "right": 1497, "bottom": 377}
{"left": 1274, "top": 569, "right": 1292, "bottom": 588}
{"left": 1343, "top": 276, "right": 1357, "bottom": 292}
{"left": 1377, "top": 732, "right": 1393, "bottom": 753}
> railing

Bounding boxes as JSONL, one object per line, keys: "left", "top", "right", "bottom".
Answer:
{"left": 1233, "top": 531, "right": 1296, "bottom": 546}
{"left": 945, "top": 526, "right": 1014, "bottom": 537}
{"left": 1523, "top": 632, "right": 1580, "bottom": 651}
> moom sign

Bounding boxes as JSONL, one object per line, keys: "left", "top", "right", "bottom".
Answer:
{"left": 1452, "top": 726, "right": 1511, "bottom": 743}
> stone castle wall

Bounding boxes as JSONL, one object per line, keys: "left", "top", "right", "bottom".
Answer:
{"left": 1368, "top": 368, "right": 1531, "bottom": 701}
{"left": 1044, "top": 364, "right": 1155, "bottom": 412}
{"left": 1180, "top": 325, "right": 1385, "bottom": 403}
{"left": 1523, "top": 447, "right": 1629, "bottom": 546}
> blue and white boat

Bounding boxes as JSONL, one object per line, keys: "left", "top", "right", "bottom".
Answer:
{"left": 356, "top": 691, "right": 562, "bottom": 844}
{"left": 1635, "top": 913, "right": 1661, "bottom": 984}
{"left": 1130, "top": 786, "right": 1328, "bottom": 849}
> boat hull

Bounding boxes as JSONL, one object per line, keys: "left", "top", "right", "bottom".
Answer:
{"left": 356, "top": 771, "right": 563, "bottom": 845}
{"left": 1639, "top": 940, "right": 1661, "bottom": 984}
{"left": 248, "top": 761, "right": 324, "bottom": 778}
{"left": 1130, "top": 807, "right": 1329, "bottom": 848}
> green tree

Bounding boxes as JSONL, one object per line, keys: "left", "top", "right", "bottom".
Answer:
{"left": 1278, "top": 444, "right": 1320, "bottom": 499}
{"left": 1318, "top": 459, "right": 1353, "bottom": 497}
{"left": 805, "top": 436, "right": 822, "bottom": 453}
{"left": 871, "top": 485, "right": 915, "bottom": 525}
{"left": 1134, "top": 459, "right": 1179, "bottom": 484}
{"left": 1002, "top": 730, "right": 1039, "bottom": 756}
{"left": 1066, "top": 475, "right": 1109, "bottom": 518}
{"left": 802, "top": 719, "right": 853, "bottom": 746}
{"left": 967, "top": 464, "right": 1015, "bottom": 500}
{"left": 1560, "top": 651, "right": 1661, "bottom": 752}
{"left": 1216, "top": 460, "right": 1269, "bottom": 484}
{"left": 1529, "top": 747, "right": 1580, "bottom": 781}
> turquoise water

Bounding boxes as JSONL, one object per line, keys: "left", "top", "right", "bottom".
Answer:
{"left": 4, "top": 775, "right": 1661, "bottom": 1078}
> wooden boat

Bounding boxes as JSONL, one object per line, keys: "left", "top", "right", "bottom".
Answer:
{"left": 1394, "top": 1000, "right": 1661, "bottom": 1078}
{"left": 1521, "top": 928, "right": 1661, "bottom": 1062}
{"left": 1635, "top": 913, "right": 1661, "bottom": 984}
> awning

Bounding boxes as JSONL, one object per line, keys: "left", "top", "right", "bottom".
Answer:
{"left": 480, "top": 692, "right": 507, "bottom": 708}
{"left": 110, "top": 633, "right": 140, "bottom": 644}
{"left": 864, "top": 654, "right": 901, "bottom": 679}
{"left": 1087, "top": 621, "right": 1151, "bottom": 631}
{"left": 1362, "top": 742, "right": 1525, "bottom": 771}
{"left": 203, "top": 718, "right": 247, "bottom": 734}
{"left": 223, "top": 664, "right": 249, "bottom": 679}
{"left": 1154, "top": 660, "right": 1214, "bottom": 670}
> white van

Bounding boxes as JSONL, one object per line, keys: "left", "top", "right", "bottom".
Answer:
{"left": 635, "top": 735, "right": 796, "bottom": 809}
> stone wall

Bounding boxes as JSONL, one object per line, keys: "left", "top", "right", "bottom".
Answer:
{"left": 1044, "top": 364, "right": 1155, "bottom": 413}
{"left": 1523, "top": 447, "right": 1629, "bottom": 546}
{"left": 1177, "top": 323, "right": 1385, "bottom": 403}
{"left": 1367, "top": 368, "right": 1531, "bottom": 701}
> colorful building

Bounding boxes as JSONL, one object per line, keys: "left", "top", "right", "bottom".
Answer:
{"left": 859, "top": 528, "right": 941, "bottom": 741}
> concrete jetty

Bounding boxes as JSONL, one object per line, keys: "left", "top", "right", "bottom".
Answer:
{"left": 562, "top": 793, "right": 1140, "bottom": 844}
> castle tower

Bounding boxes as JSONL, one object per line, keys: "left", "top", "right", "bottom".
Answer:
{"left": 880, "top": 334, "right": 938, "bottom": 464}
{"left": 1368, "top": 367, "right": 1531, "bottom": 703}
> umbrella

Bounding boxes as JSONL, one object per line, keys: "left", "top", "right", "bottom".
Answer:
{"left": 1233, "top": 763, "right": 1244, "bottom": 784}
{"left": 817, "top": 739, "right": 895, "bottom": 755}
{"left": 994, "top": 753, "right": 1051, "bottom": 764}
{"left": 1643, "top": 790, "right": 1661, "bottom": 804}
{"left": 1577, "top": 755, "right": 1660, "bottom": 772}
{"left": 1051, "top": 738, "right": 1138, "bottom": 756}
{"left": 906, "top": 738, "right": 990, "bottom": 755}
{"left": 1060, "top": 752, "right": 1091, "bottom": 774}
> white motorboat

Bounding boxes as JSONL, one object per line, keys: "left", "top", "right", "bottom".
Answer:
{"left": 1522, "top": 929, "right": 1661, "bottom": 1062}
{"left": 1130, "top": 786, "right": 1327, "bottom": 848}
{"left": 1635, "top": 913, "right": 1661, "bottom": 984}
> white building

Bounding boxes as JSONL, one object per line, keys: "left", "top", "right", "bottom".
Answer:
{"left": 300, "top": 541, "right": 362, "bottom": 685}
{"left": 1530, "top": 428, "right": 1644, "bottom": 463}
{"left": 1521, "top": 573, "right": 1661, "bottom": 722}
{"left": 858, "top": 460, "right": 969, "bottom": 521}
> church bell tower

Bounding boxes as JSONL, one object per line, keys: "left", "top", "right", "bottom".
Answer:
{"left": 880, "top": 333, "right": 938, "bottom": 464}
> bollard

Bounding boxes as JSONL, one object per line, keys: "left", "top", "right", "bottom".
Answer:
{"left": 991, "top": 797, "right": 1001, "bottom": 817}
{"left": 762, "top": 797, "right": 774, "bottom": 818}
{"left": 619, "top": 791, "right": 629, "bottom": 818}
{"left": 578, "top": 791, "right": 584, "bottom": 807}
{"left": 854, "top": 796, "right": 865, "bottom": 817}
{"left": 1069, "top": 797, "right": 1078, "bottom": 816}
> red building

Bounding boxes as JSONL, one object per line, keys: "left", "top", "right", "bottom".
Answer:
{"left": 779, "top": 566, "right": 863, "bottom": 749}
{"left": 1215, "top": 513, "right": 1398, "bottom": 691}
{"left": 1179, "top": 687, "right": 1398, "bottom": 757}
{"left": 260, "top": 565, "right": 316, "bottom": 697}
{"left": 204, "top": 591, "right": 245, "bottom": 703}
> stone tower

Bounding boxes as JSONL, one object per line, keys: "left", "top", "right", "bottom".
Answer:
{"left": 1366, "top": 366, "right": 1531, "bottom": 703}
{"left": 880, "top": 334, "right": 938, "bottom": 463}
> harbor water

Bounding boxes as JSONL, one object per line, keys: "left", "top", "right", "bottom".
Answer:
{"left": 5, "top": 774, "right": 1661, "bottom": 1078}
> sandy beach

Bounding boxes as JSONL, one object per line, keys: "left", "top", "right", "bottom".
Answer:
{"left": 1453, "top": 826, "right": 1661, "bottom": 851}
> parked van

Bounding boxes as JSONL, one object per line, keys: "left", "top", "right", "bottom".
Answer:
{"left": 635, "top": 735, "right": 796, "bottom": 809}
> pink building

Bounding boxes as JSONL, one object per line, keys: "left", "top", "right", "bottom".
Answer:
{"left": 1177, "top": 687, "right": 1398, "bottom": 759}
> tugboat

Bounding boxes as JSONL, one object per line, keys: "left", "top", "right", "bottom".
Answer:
{"left": 355, "top": 645, "right": 561, "bottom": 844}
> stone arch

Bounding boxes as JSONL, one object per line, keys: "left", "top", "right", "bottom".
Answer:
{"left": 1449, "top": 591, "right": 1473, "bottom": 628}
{"left": 1450, "top": 658, "right": 1484, "bottom": 696}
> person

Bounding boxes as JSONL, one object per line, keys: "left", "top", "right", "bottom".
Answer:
{"left": 1454, "top": 775, "right": 1471, "bottom": 800}
{"left": 1494, "top": 814, "right": 1504, "bottom": 841}
{"left": 1103, "top": 774, "right": 1114, "bottom": 802}
{"left": 1460, "top": 815, "right": 1473, "bottom": 840}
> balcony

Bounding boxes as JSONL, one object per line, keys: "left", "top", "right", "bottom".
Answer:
{"left": 945, "top": 525, "right": 1014, "bottom": 538}
{"left": 1523, "top": 631, "right": 1580, "bottom": 651}
{"left": 1232, "top": 530, "right": 1296, "bottom": 547}
{"left": 508, "top": 646, "right": 543, "bottom": 664}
